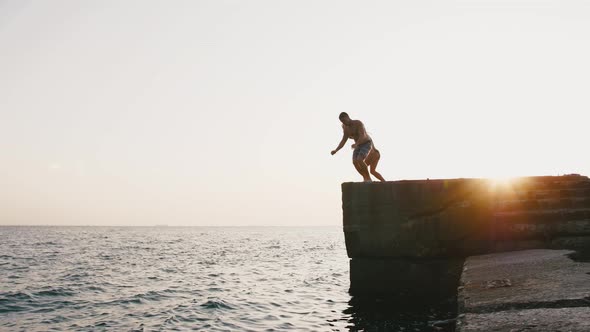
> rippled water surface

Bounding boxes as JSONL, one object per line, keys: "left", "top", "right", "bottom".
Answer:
{"left": 0, "top": 227, "right": 455, "bottom": 331}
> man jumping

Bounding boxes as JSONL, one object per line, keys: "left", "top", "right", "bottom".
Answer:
{"left": 331, "top": 112, "right": 386, "bottom": 182}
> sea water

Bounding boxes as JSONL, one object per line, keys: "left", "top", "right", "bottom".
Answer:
{"left": 0, "top": 227, "right": 456, "bottom": 331}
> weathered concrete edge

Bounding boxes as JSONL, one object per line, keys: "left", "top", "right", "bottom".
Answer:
{"left": 456, "top": 249, "right": 590, "bottom": 331}
{"left": 457, "top": 308, "right": 590, "bottom": 332}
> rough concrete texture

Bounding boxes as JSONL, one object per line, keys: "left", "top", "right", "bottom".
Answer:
{"left": 343, "top": 178, "right": 497, "bottom": 258}
{"left": 342, "top": 175, "right": 590, "bottom": 297}
{"left": 342, "top": 174, "right": 590, "bottom": 259}
{"left": 458, "top": 307, "right": 590, "bottom": 332}
{"left": 457, "top": 249, "right": 590, "bottom": 332}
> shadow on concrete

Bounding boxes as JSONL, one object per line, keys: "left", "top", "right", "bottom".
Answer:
{"left": 567, "top": 249, "right": 590, "bottom": 262}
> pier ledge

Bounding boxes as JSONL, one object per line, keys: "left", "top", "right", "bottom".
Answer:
{"left": 342, "top": 174, "right": 590, "bottom": 295}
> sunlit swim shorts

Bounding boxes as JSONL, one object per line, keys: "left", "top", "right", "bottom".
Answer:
{"left": 352, "top": 140, "right": 372, "bottom": 161}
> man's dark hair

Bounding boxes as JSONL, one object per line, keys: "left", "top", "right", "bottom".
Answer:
{"left": 339, "top": 112, "right": 349, "bottom": 120}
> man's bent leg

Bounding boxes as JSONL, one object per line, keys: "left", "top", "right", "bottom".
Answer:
{"left": 368, "top": 157, "right": 386, "bottom": 182}
{"left": 352, "top": 141, "right": 373, "bottom": 182}
{"left": 370, "top": 167, "right": 385, "bottom": 182}
{"left": 353, "top": 159, "right": 372, "bottom": 182}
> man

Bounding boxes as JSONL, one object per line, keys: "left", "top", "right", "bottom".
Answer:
{"left": 331, "top": 112, "right": 386, "bottom": 182}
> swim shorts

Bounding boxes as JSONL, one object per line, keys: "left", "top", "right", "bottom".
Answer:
{"left": 352, "top": 140, "right": 372, "bottom": 160}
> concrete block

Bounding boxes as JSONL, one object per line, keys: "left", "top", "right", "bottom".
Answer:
{"left": 457, "top": 307, "right": 590, "bottom": 332}
{"left": 458, "top": 249, "right": 590, "bottom": 314}
{"left": 349, "top": 257, "right": 463, "bottom": 297}
{"left": 551, "top": 236, "right": 590, "bottom": 250}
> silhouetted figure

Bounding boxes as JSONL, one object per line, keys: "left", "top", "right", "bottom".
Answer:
{"left": 331, "top": 112, "right": 386, "bottom": 182}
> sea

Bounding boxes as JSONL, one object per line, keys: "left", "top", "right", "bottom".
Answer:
{"left": 0, "top": 226, "right": 456, "bottom": 331}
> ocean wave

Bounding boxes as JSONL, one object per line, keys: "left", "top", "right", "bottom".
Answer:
{"left": 0, "top": 291, "right": 34, "bottom": 301}
{"left": 33, "top": 241, "right": 59, "bottom": 246}
{"left": 200, "top": 299, "right": 234, "bottom": 310}
{"left": 61, "top": 272, "right": 91, "bottom": 281}
{"left": 133, "top": 290, "right": 174, "bottom": 301}
{"left": 34, "top": 287, "right": 75, "bottom": 297}
{"left": 0, "top": 303, "right": 28, "bottom": 313}
{"left": 96, "top": 297, "right": 142, "bottom": 306}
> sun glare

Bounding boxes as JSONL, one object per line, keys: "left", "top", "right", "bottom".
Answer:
{"left": 490, "top": 176, "right": 516, "bottom": 186}
{"left": 486, "top": 174, "right": 522, "bottom": 195}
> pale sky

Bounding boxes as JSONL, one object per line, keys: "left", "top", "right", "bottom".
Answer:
{"left": 1, "top": 0, "right": 589, "bottom": 226}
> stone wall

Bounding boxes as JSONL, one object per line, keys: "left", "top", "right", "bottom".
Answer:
{"left": 342, "top": 174, "right": 590, "bottom": 294}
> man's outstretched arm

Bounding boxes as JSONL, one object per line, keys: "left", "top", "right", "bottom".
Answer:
{"left": 331, "top": 133, "right": 348, "bottom": 155}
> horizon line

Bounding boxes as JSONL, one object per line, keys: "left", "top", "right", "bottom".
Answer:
{"left": 0, "top": 224, "right": 340, "bottom": 228}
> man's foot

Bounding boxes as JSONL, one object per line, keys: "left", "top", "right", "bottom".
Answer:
{"left": 363, "top": 178, "right": 372, "bottom": 183}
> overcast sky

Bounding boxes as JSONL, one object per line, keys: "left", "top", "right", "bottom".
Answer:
{"left": 1, "top": 0, "right": 589, "bottom": 226}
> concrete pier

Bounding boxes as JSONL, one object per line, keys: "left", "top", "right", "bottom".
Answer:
{"left": 342, "top": 174, "right": 590, "bottom": 294}
{"left": 456, "top": 249, "right": 590, "bottom": 331}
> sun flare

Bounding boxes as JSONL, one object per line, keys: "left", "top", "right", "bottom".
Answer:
{"left": 487, "top": 175, "right": 520, "bottom": 193}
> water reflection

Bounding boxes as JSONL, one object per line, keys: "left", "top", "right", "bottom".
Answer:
{"left": 343, "top": 294, "right": 457, "bottom": 332}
